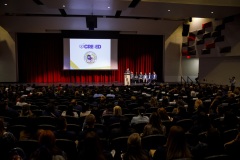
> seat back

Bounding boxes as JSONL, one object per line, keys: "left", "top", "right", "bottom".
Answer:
{"left": 176, "top": 119, "right": 193, "bottom": 132}
{"left": 111, "top": 136, "right": 128, "bottom": 153}
{"left": 16, "top": 140, "right": 39, "bottom": 159}
{"left": 141, "top": 134, "right": 167, "bottom": 151}
{"left": 55, "top": 139, "right": 78, "bottom": 160}
{"left": 203, "top": 154, "right": 231, "bottom": 160}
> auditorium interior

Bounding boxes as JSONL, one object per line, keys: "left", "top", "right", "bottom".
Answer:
{"left": 1, "top": 1, "right": 240, "bottom": 160}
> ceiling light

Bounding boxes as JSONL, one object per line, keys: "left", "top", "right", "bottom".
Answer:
{"left": 108, "top": 6, "right": 110, "bottom": 9}
{"left": 4, "top": 3, "right": 7, "bottom": 6}
{"left": 63, "top": 5, "right": 65, "bottom": 8}
{"left": 168, "top": 9, "right": 170, "bottom": 12}
{"left": 211, "top": 11, "right": 214, "bottom": 14}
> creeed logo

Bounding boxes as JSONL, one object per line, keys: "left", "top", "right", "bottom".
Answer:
{"left": 84, "top": 51, "right": 97, "bottom": 64}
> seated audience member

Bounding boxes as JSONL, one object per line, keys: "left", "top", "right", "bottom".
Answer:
{"left": 80, "top": 103, "right": 91, "bottom": 117}
{"left": 54, "top": 117, "right": 76, "bottom": 141}
{"left": 0, "top": 100, "right": 19, "bottom": 118}
{"left": 16, "top": 97, "right": 29, "bottom": 106}
{"left": 78, "top": 131, "right": 113, "bottom": 160}
{"left": 143, "top": 73, "right": 148, "bottom": 83}
{"left": 30, "top": 130, "right": 67, "bottom": 160}
{"left": 8, "top": 147, "right": 26, "bottom": 160}
{"left": 138, "top": 71, "right": 143, "bottom": 83}
{"left": 42, "top": 100, "right": 61, "bottom": 118}
{"left": 61, "top": 103, "right": 79, "bottom": 118}
{"left": 70, "top": 99, "right": 82, "bottom": 112}
{"left": 102, "top": 102, "right": 113, "bottom": 117}
{"left": 110, "top": 116, "right": 136, "bottom": 140}
{"left": 19, "top": 115, "right": 40, "bottom": 141}
{"left": 131, "top": 106, "right": 149, "bottom": 125}
{"left": 191, "top": 127, "right": 225, "bottom": 160}
{"left": 78, "top": 114, "right": 97, "bottom": 148}
{"left": 149, "top": 97, "right": 159, "bottom": 108}
{"left": 20, "top": 104, "right": 33, "bottom": 117}
{"left": 224, "top": 132, "right": 240, "bottom": 160}
{"left": 153, "top": 126, "right": 192, "bottom": 160}
{"left": 142, "top": 112, "right": 166, "bottom": 137}
{"left": 157, "top": 107, "right": 173, "bottom": 121}
{"left": 98, "top": 95, "right": 107, "bottom": 109}
{"left": 172, "top": 105, "right": 191, "bottom": 122}
{"left": 109, "top": 105, "right": 123, "bottom": 125}
{"left": 0, "top": 119, "right": 17, "bottom": 160}
{"left": 122, "top": 133, "right": 150, "bottom": 160}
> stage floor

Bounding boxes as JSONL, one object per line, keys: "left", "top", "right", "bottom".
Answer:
{"left": 0, "top": 82, "right": 162, "bottom": 87}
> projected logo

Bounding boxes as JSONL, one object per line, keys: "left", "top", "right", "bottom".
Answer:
{"left": 84, "top": 51, "right": 97, "bottom": 64}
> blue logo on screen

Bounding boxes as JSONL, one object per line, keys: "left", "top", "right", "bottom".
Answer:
{"left": 79, "top": 44, "right": 101, "bottom": 49}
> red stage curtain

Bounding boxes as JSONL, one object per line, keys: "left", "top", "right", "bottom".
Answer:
{"left": 18, "top": 33, "right": 163, "bottom": 83}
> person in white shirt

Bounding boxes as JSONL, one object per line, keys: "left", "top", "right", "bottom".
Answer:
{"left": 131, "top": 107, "right": 149, "bottom": 125}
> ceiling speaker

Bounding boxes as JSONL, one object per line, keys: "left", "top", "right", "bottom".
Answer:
{"left": 86, "top": 16, "right": 97, "bottom": 30}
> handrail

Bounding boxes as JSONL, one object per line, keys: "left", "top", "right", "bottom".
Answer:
{"left": 181, "top": 76, "right": 186, "bottom": 84}
{"left": 187, "top": 76, "right": 193, "bottom": 84}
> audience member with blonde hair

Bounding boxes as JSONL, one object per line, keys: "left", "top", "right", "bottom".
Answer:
{"left": 122, "top": 133, "right": 149, "bottom": 160}
{"left": 109, "top": 106, "right": 123, "bottom": 125}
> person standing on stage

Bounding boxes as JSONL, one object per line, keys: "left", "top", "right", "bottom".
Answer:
{"left": 152, "top": 71, "right": 157, "bottom": 84}
{"left": 125, "top": 68, "right": 130, "bottom": 74}
{"left": 229, "top": 76, "right": 236, "bottom": 92}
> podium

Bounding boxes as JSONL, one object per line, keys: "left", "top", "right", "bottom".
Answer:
{"left": 124, "top": 73, "right": 131, "bottom": 86}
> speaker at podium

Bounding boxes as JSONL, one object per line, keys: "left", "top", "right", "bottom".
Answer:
{"left": 124, "top": 72, "right": 131, "bottom": 86}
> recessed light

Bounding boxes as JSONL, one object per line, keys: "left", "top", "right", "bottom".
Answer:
{"left": 168, "top": 9, "right": 170, "bottom": 12}
{"left": 63, "top": 5, "right": 65, "bottom": 8}
{"left": 4, "top": 3, "right": 7, "bottom": 6}
{"left": 211, "top": 11, "right": 214, "bottom": 14}
{"left": 108, "top": 6, "right": 110, "bottom": 9}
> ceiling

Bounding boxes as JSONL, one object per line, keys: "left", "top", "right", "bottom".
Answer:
{"left": 0, "top": 0, "right": 240, "bottom": 34}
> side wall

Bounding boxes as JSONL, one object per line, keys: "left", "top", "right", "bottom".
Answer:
{"left": 0, "top": 27, "right": 17, "bottom": 82}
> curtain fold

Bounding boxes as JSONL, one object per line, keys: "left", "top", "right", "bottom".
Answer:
{"left": 18, "top": 33, "right": 163, "bottom": 83}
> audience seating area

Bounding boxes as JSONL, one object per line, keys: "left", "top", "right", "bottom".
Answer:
{"left": 0, "top": 83, "right": 240, "bottom": 160}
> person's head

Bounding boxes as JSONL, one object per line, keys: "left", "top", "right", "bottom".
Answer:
{"left": 21, "top": 104, "right": 31, "bottom": 116}
{"left": 9, "top": 147, "right": 26, "bottom": 160}
{"left": 57, "top": 116, "right": 67, "bottom": 130}
{"left": 127, "top": 133, "right": 141, "bottom": 150}
{"left": 194, "top": 99, "right": 203, "bottom": 110}
{"left": 85, "top": 114, "right": 96, "bottom": 128}
{"left": 157, "top": 107, "right": 169, "bottom": 120}
{"left": 166, "top": 126, "right": 191, "bottom": 160}
{"left": 71, "top": 99, "right": 77, "bottom": 105}
{"left": 113, "top": 106, "right": 122, "bottom": 116}
{"left": 149, "top": 112, "right": 161, "bottom": 128}
{"left": 137, "top": 106, "right": 146, "bottom": 116}
{"left": 81, "top": 131, "right": 105, "bottom": 160}
{"left": 38, "top": 130, "right": 56, "bottom": 149}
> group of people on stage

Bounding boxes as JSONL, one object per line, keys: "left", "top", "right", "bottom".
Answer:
{"left": 125, "top": 68, "right": 157, "bottom": 84}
